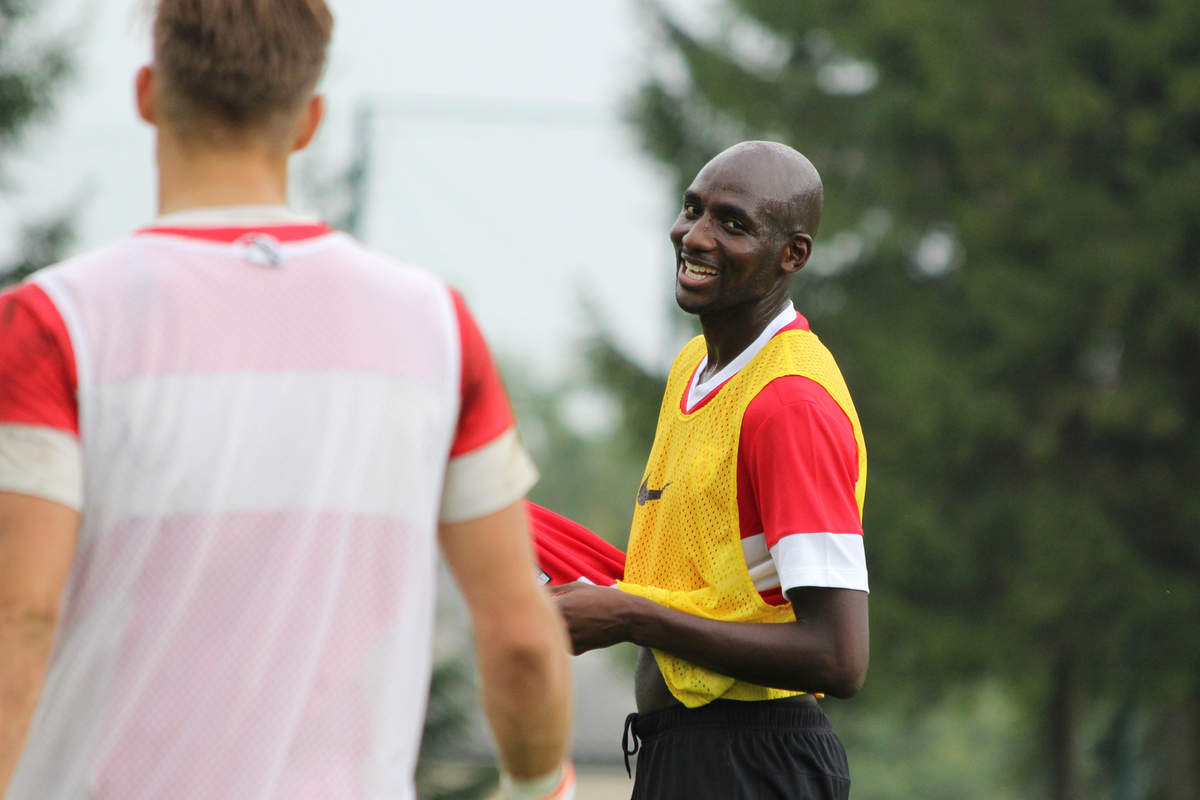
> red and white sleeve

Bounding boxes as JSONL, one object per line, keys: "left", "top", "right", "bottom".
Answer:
{"left": 0, "top": 282, "right": 83, "bottom": 509}
{"left": 439, "top": 291, "right": 538, "bottom": 523}
{"left": 739, "top": 375, "right": 867, "bottom": 593}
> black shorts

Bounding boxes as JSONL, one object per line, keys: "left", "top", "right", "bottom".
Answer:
{"left": 623, "top": 699, "right": 851, "bottom": 800}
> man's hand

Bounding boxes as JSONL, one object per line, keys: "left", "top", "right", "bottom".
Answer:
{"left": 548, "top": 582, "right": 639, "bottom": 654}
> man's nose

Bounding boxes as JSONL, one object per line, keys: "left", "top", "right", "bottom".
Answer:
{"left": 680, "top": 215, "right": 714, "bottom": 251}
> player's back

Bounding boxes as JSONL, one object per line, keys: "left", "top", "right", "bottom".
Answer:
{"left": 10, "top": 221, "right": 460, "bottom": 799}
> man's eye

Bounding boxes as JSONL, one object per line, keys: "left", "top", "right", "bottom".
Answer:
{"left": 683, "top": 203, "right": 700, "bottom": 217}
{"left": 723, "top": 219, "right": 745, "bottom": 232}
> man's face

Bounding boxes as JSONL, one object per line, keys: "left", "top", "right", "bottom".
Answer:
{"left": 669, "top": 155, "right": 791, "bottom": 317}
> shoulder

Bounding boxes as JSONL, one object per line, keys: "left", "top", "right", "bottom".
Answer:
{"left": 0, "top": 281, "right": 74, "bottom": 373}
{"left": 34, "top": 237, "right": 145, "bottom": 281}
{"left": 743, "top": 374, "right": 851, "bottom": 438}
{"left": 671, "top": 335, "right": 706, "bottom": 366}
{"left": 320, "top": 235, "right": 453, "bottom": 298}
{"left": 664, "top": 335, "right": 706, "bottom": 390}
{"left": 2, "top": 280, "right": 60, "bottom": 320}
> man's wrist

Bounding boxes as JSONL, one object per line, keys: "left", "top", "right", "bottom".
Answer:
{"left": 499, "top": 761, "right": 575, "bottom": 799}
{"left": 620, "top": 591, "right": 659, "bottom": 648}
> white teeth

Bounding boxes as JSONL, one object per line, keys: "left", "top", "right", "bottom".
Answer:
{"left": 683, "top": 260, "right": 718, "bottom": 277}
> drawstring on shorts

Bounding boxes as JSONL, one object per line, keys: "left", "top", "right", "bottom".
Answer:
{"left": 621, "top": 712, "right": 640, "bottom": 778}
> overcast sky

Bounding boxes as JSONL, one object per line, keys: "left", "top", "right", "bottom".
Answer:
{"left": 5, "top": 0, "right": 724, "bottom": 381}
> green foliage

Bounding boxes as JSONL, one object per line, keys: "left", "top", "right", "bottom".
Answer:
{"left": 828, "top": 682, "right": 1026, "bottom": 800}
{"left": 504, "top": 350, "right": 648, "bottom": 548}
{"left": 0, "top": 0, "right": 71, "bottom": 165}
{"left": 0, "top": 0, "right": 74, "bottom": 286}
{"left": 1, "top": 212, "right": 76, "bottom": 288}
{"left": 628, "top": 0, "right": 1200, "bottom": 795}
{"left": 582, "top": 337, "right": 663, "bottom": 464}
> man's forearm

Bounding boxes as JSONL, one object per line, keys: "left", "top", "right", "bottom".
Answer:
{"left": 440, "top": 501, "right": 573, "bottom": 783}
{"left": 473, "top": 592, "right": 572, "bottom": 780}
{"left": 556, "top": 582, "right": 867, "bottom": 698}
{"left": 627, "top": 599, "right": 861, "bottom": 696}
{"left": 0, "top": 610, "right": 57, "bottom": 793}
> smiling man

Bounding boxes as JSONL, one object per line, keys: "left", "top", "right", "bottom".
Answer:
{"left": 551, "top": 141, "right": 869, "bottom": 799}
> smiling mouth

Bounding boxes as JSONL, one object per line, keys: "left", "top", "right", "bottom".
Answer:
{"left": 681, "top": 259, "right": 719, "bottom": 279}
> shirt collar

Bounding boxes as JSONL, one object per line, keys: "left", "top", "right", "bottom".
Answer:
{"left": 149, "top": 205, "right": 320, "bottom": 228}
{"left": 686, "top": 301, "right": 798, "bottom": 411}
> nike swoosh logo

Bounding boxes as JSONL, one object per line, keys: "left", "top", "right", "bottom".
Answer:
{"left": 637, "top": 478, "right": 671, "bottom": 506}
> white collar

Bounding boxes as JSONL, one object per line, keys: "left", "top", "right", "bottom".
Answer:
{"left": 150, "top": 205, "right": 320, "bottom": 228}
{"left": 684, "top": 301, "right": 798, "bottom": 412}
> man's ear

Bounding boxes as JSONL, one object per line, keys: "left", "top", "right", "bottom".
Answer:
{"left": 782, "top": 232, "right": 813, "bottom": 274}
{"left": 135, "top": 65, "right": 156, "bottom": 125}
{"left": 291, "top": 94, "right": 324, "bottom": 153}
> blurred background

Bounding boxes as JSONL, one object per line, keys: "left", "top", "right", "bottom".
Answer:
{"left": 3, "top": 1, "right": 1198, "bottom": 798}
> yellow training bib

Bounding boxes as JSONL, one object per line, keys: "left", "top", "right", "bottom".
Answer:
{"left": 618, "top": 330, "right": 866, "bottom": 708}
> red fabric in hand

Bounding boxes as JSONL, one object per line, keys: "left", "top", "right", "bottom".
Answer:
{"left": 526, "top": 502, "right": 626, "bottom": 586}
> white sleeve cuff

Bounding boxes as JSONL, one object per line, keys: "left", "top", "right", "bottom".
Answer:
{"left": 439, "top": 428, "right": 538, "bottom": 523}
{"left": 500, "top": 762, "right": 575, "bottom": 800}
{"left": 770, "top": 531, "right": 869, "bottom": 593}
{"left": 0, "top": 424, "right": 83, "bottom": 510}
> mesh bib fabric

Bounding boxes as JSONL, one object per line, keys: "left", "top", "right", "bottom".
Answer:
{"left": 11, "top": 231, "right": 461, "bottom": 799}
{"left": 619, "top": 331, "right": 866, "bottom": 708}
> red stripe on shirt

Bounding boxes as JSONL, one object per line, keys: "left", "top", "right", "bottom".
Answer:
{"left": 0, "top": 283, "right": 79, "bottom": 435}
{"left": 448, "top": 290, "right": 518, "bottom": 457}
{"left": 135, "top": 224, "right": 335, "bottom": 243}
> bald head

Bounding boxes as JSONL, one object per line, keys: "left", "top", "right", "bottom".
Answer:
{"left": 698, "top": 141, "right": 824, "bottom": 239}
{"left": 671, "top": 140, "right": 825, "bottom": 323}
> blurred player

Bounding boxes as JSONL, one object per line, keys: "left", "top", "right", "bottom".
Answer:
{"left": 551, "top": 142, "right": 869, "bottom": 799}
{"left": 0, "top": 1, "right": 573, "bottom": 798}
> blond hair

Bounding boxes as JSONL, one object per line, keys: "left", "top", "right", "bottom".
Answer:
{"left": 153, "top": 0, "right": 333, "bottom": 146}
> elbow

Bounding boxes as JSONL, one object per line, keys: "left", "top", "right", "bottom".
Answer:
{"left": 825, "top": 662, "right": 867, "bottom": 699}
{"left": 491, "top": 633, "right": 563, "bottom": 686}
{"left": 801, "top": 636, "right": 867, "bottom": 699}
{"left": 474, "top": 609, "right": 570, "bottom": 697}
{"left": 822, "top": 645, "right": 869, "bottom": 699}
{"left": 778, "top": 650, "right": 867, "bottom": 698}
{"left": 476, "top": 624, "right": 572, "bottom": 731}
